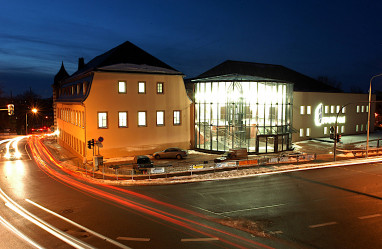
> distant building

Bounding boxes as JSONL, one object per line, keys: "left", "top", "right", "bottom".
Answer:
{"left": 53, "top": 41, "right": 191, "bottom": 160}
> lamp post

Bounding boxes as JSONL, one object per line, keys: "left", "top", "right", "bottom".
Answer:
{"left": 26, "top": 108, "right": 38, "bottom": 135}
{"left": 366, "top": 74, "right": 382, "bottom": 157}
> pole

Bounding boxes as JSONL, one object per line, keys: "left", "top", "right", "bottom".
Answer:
{"left": 25, "top": 113, "right": 28, "bottom": 135}
{"left": 367, "top": 73, "right": 382, "bottom": 158}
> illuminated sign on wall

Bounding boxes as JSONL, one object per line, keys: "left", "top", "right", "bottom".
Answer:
{"left": 314, "top": 103, "right": 345, "bottom": 126}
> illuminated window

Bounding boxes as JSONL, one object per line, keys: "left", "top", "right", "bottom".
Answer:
{"left": 366, "top": 106, "right": 369, "bottom": 112}
{"left": 118, "top": 81, "right": 126, "bottom": 93}
{"left": 341, "top": 126, "right": 345, "bottom": 133}
{"left": 356, "top": 124, "right": 359, "bottom": 132}
{"left": 119, "top": 112, "right": 128, "bottom": 127}
{"left": 156, "top": 111, "right": 165, "bottom": 126}
{"left": 173, "top": 110, "right": 181, "bottom": 125}
{"left": 300, "top": 106, "right": 305, "bottom": 115}
{"left": 307, "top": 106, "right": 311, "bottom": 115}
{"left": 98, "top": 112, "right": 107, "bottom": 128}
{"left": 361, "top": 124, "right": 364, "bottom": 131}
{"left": 357, "top": 105, "right": 360, "bottom": 113}
{"left": 138, "top": 82, "right": 146, "bottom": 94}
{"left": 325, "top": 106, "right": 329, "bottom": 114}
{"left": 361, "top": 106, "right": 365, "bottom": 113}
{"left": 331, "top": 105, "right": 335, "bottom": 113}
{"left": 336, "top": 105, "right": 340, "bottom": 113}
{"left": 343, "top": 107, "right": 346, "bottom": 113}
{"left": 299, "top": 128, "right": 304, "bottom": 137}
{"left": 138, "top": 111, "right": 146, "bottom": 126}
{"left": 306, "top": 128, "right": 311, "bottom": 136}
{"left": 324, "top": 127, "right": 328, "bottom": 134}
{"left": 157, "top": 82, "right": 164, "bottom": 94}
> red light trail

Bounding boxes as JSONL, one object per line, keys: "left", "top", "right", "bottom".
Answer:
{"left": 28, "top": 136, "right": 274, "bottom": 249}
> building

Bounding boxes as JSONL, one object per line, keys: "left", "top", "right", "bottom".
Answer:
{"left": 53, "top": 41, "right": 191, "bottom": 160}
{"left": 190, "top": 60, "right": 374, "bottom": 153}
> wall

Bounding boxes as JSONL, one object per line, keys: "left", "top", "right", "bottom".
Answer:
{"left": 83, "top": 71, "right": 191, "bottom": 159}
{"left": 293, "top": 92, "right": 375, "bottom": 142}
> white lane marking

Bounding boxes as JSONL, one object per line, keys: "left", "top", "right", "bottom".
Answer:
{"left": 309, "top": 222, "right": 338, "bottom": 228}
{"left": 217, "top": 203, "right": 286, "bottom": 215}
{"left": 181, "top": 237, "right": 219, "bottom": 242}
{"left": 358, "top": 214, "right": 381, "bottom": 219}
{"left": 0, "top": 187, "right": 95, "bottom": 249}
{"left": 117, "top": 237, "right": 150, "bottom": 242}
{"left": 26, "top": 199, "right": 132, "bottom": 249}
{"left": 5, "top": 202, "right": 95, "bottom": 249}
{"left": 0, "top": 214, "right": 45, "bottom": 249}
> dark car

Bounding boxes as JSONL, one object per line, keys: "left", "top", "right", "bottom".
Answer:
{"left": 213, "top": 152, "right": 235, "bottom": 163}
{"left": 133, "top": 155, "right": 154, "bottom": 173}
{"left": 153, "top": 147, "right": 188, "bottom": 159}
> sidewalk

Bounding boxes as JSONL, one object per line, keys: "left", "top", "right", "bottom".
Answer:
{"left": 41, "top": 132, "right": 382, "bottom": 185}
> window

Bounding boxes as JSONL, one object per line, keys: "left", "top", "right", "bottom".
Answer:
{"left": 306, "top": 128, "right": 311, "bottom": 136}
{"left": 361, "top": 106, "right": 365, "bottom": 113}
{"left": 356, "top": 124, "right": 359, "bottom": 132}
{"left": 173, "top": 110, "right": 181, "bottom": 125}
{"left": 336, "top": 105, "right": 340, "bottom": 114}
{"left": 138, "top": 82, "right": 146, "bottom": 94}
{"left": 366, "top": 106, "right": 369, "bottom": 112}
{"left": 98, "top": 112, "right": 107, "bottom": 128}
{"left": 300, "top": 106, "right": 305, "bottom": 115}
{"left": 325, "top": 106, "right": 329, "bottom": 114}
{"left": 156, "top": 111, "right": 165, "bottom": 126}
{"left": 343, "top": 107, "right": 346, "bottom": 113}
{"left": 119, "top": 112, "right": 128, "bottom": 127}
{"left": 138, "top": 111, "right": 146, "bottom": 126}
{"left": 341, "top": 126, "right": 345, "bottom": 133}
{"left": 299, "top": 128, "right": 304, "bottom": 137}
{"left": 331, "top": 105, "right": 335, "bottom": 113}
{"left": 324, "top": 127, "right": 328, "bottom": 135}
{"left": 307, "top": 106, "right": 311, "bottom": 115}
{"left": 118, "top": 81, "right": 126, "bottom": 93}
{"left": 157, "top": 82, "right": 164, "bottom": 94}
{"left": 357, "top": 105, "right": 360, "bottom": 113}
{"left": 361, "top": 124, "right": 364, "bottom": 131}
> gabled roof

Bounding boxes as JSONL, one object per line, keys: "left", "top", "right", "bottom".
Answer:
{"left": 192, "top": 60, "right": 341, "bottom": 92}
{"left": 70, "top": 41, "right": 182, "bottom": 78}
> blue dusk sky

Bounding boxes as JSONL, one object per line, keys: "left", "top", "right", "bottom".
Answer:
{"left": 1, "top": 0, "right": 382, "bottom": 98}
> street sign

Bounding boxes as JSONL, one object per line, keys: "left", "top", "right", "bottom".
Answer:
{"left": 98, "top": 136, "right": 104, "bottom": 142}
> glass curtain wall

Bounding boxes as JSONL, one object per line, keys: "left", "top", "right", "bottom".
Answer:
{"left": 194, "top": 80, "right": 293, "bottom": 153}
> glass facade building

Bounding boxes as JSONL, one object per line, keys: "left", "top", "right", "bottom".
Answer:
{"left": 193, "top": 75, "right": 293, "bottom": 153}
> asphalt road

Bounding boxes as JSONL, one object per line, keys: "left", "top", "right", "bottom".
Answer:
{"left": 128, "top": 162, "right": 382, "bottom": 249}
{"left": 0, "top": 138, "right": 279, "bottom": 249}
{"left": 2, "top": 137, "right": 382, "bottom": 248}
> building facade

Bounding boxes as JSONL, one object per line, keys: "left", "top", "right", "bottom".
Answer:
{"left": 54, "top": 41, "right": 191, "bottom": 160}
{"left": 293, "top": 92, "right": 374, "bottom": 142}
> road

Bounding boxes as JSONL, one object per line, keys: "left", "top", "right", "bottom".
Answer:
{"left": 0, "top": 136, "right": 279, "bottom": 249}
{"left": 2, "top": 136, "right": 382, "bottom": 248}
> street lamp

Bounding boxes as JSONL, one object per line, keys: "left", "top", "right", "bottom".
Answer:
{"left": 26, "top": 108, "right": 38, "bottom": 135}
{"left": 366, "top": 74, "right": 382, "bottom": 157}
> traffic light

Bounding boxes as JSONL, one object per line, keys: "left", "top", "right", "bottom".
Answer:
{"left": 7, "top": 104, "right": 14, "bottom": 116}
{"left": 87, "top": 139, "right": 95, "bottom": 149}
{"left": 330, "top": 133, "right": 334, "bottom": 139}
{"left": 336, "top": 134, "right": 341, "bottom": 143}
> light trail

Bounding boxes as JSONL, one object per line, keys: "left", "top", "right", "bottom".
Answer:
{"left": 0, "top": 214, "right": 45, "bottom": 249}
{"left": 29, "top": 136, "right": 274, "bottom": 249}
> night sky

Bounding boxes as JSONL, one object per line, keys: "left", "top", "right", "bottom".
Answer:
{"left": 1, "top": 0, "right": 382, "bottom": 98}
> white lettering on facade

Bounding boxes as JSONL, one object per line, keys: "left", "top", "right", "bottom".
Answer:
{"left": 314, "top": 103, "right": 346, "bottom": 126}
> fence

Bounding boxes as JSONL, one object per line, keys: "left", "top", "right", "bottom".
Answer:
{"left": 74, "top": 153, "right": 317, "bottom": 180}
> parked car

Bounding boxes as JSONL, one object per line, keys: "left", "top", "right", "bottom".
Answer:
{"left": 153, "top": 147, "right": 188, "bottom": 159}
{"left": 213, "top": 148, "right": 248, "bottom": 163}
{"left": 133, "top": 155, "right": 154, "bottom": 173}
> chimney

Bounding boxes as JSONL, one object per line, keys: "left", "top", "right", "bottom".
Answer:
{"left": 78, "top": 57, "right": 85, "bottom": 70}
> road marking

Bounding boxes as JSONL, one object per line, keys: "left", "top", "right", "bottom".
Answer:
{"left": 269, "top": 230, "right": 283, "bottom": 234}
{"left": 117, "top": 237, "right": 150, "bottom": 242}
{"left": 181, "top": 237, "right": 219, "bottom": 242}
{"left": 309, "top": 222, "right": 338, "bottom": 228}
{"left": 217, "top": 203, "right": 286, "bottom": 215}
{"left": 358, "top": 214, "right": 381, "bottom": 219}
{"left": 26, "top": 199, "right": 132, "bottom": 249}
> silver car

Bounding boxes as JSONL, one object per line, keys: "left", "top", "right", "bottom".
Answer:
{"left": 153, "top": 148, "right": 188, "bottom": 159}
